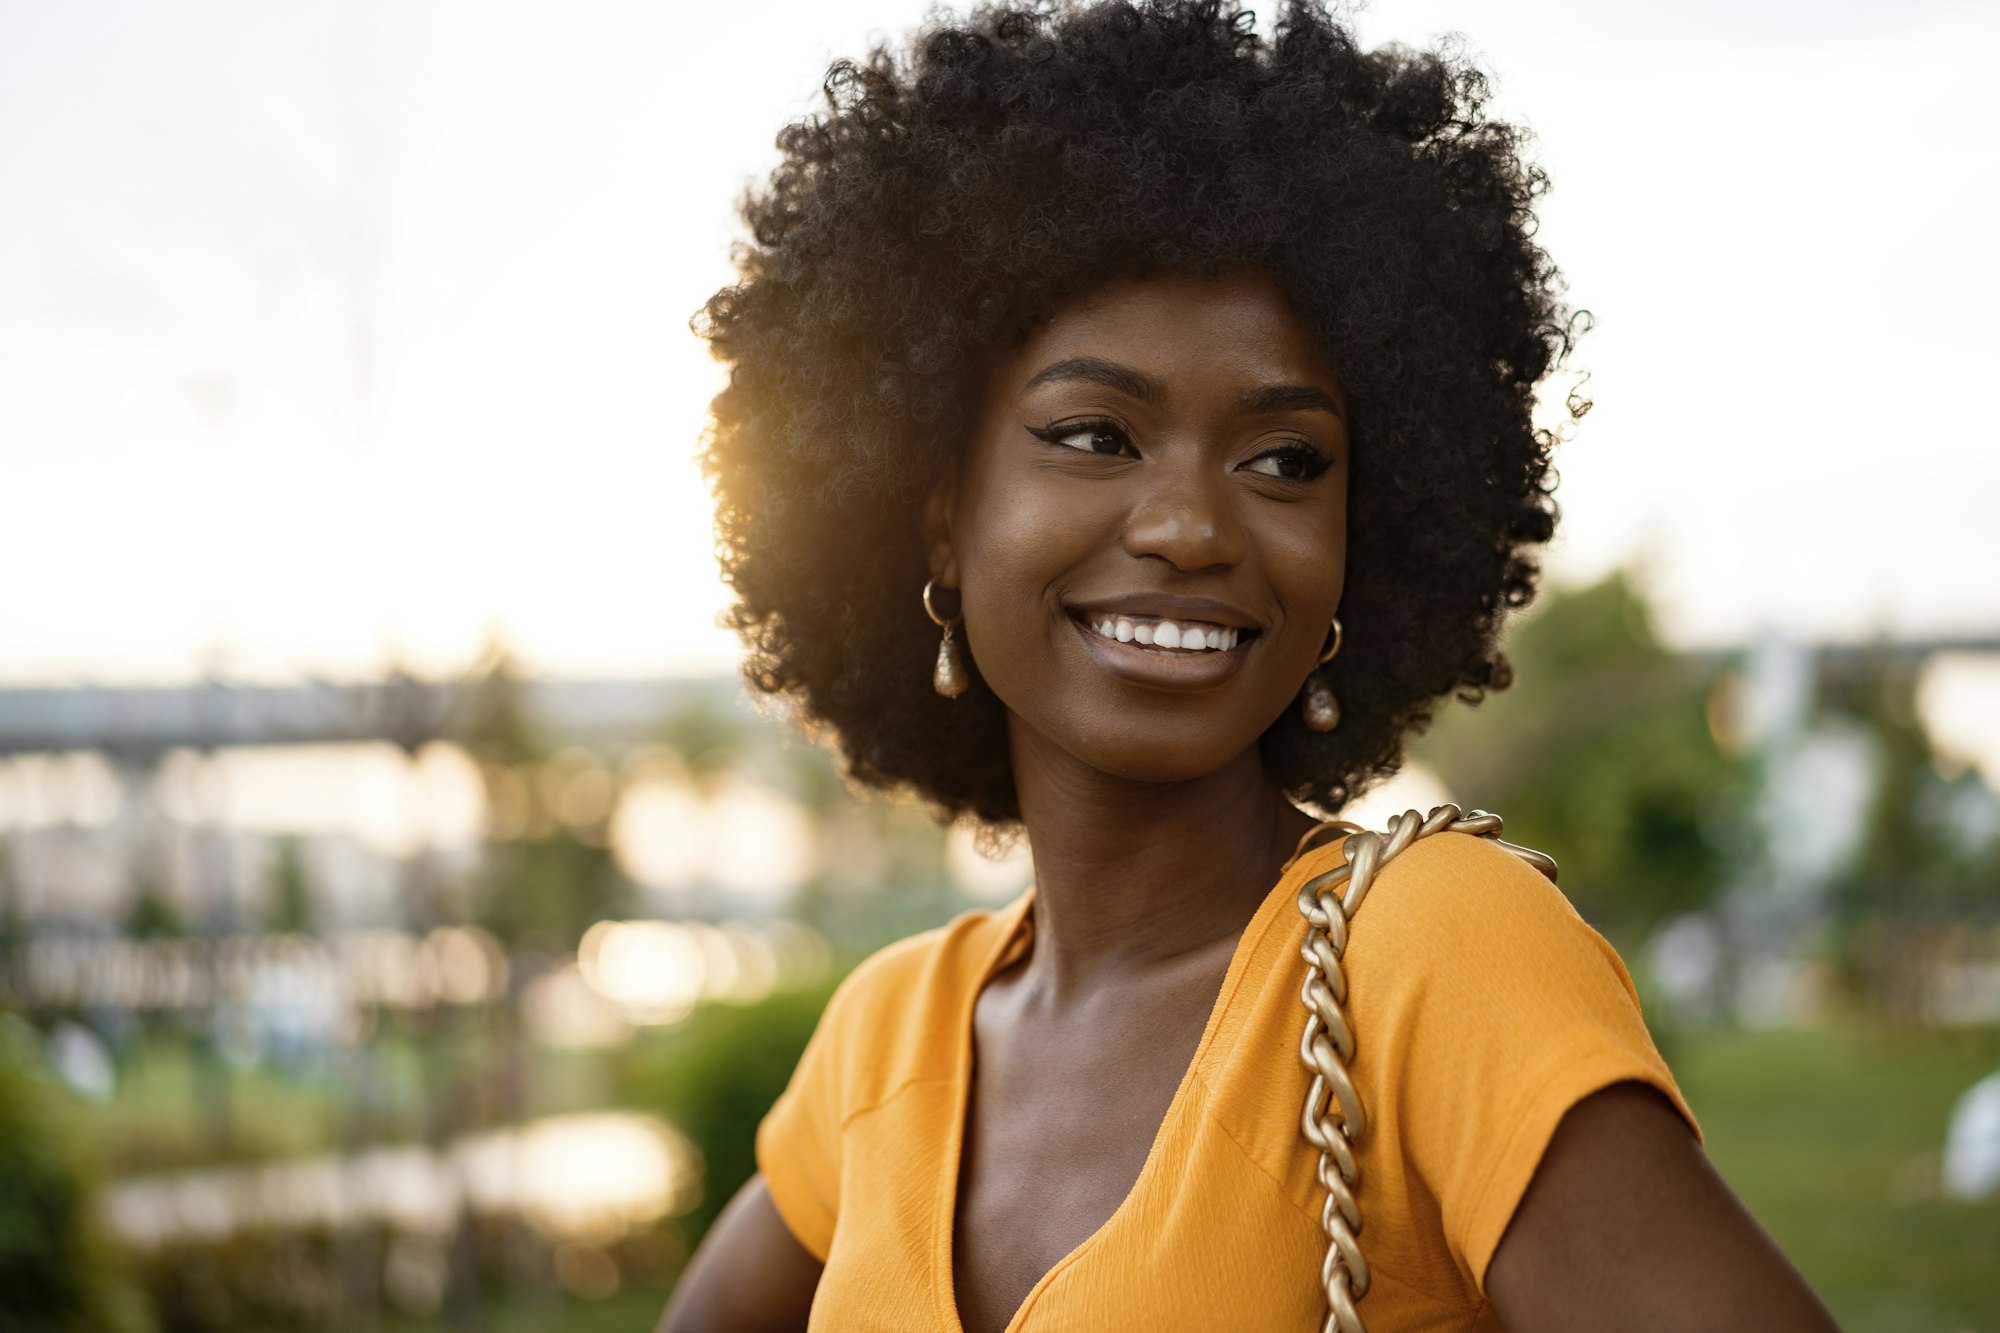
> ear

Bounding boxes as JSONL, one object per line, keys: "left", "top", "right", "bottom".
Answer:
{"left": 920, "top": 469, "right": 960, "bottom": 588}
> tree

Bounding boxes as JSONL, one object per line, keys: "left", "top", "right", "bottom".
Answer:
{"left": 1820, "top": 654, "right": 2000, "bottom": 1019}
{"left": 263, "top": 838, "right": 314, "bottom": 935}
{"left": 0, "top": 1014, "right": 152, "bottom": 1333}
{"left": 1411, "top": 571, "right": 1751, "bottom": 935}
{"left": 457, "top": 646, "right": 622, "bottom": 950}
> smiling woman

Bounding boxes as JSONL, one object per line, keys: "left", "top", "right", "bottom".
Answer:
{"left": 932, "top": 271, "right": 1350, "bottom": 782}
{"left": 662, "top": 3, "right": 1839, "bottom": 1332}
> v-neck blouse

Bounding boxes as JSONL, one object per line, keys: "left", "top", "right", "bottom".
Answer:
{"left": 755, "top": 830, "right": 1698, "bottom": 1332}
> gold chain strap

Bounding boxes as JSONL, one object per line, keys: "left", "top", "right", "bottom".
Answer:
{"left": 1291, "top": 804, "right": 1558, "bottom": 1333}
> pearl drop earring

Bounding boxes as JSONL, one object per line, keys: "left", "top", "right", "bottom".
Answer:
{"left": 924, "top": 578, "right": 968, "bottom": 698}
{"left": 1302, "top": 616, "right": 1343, "bottom": 732}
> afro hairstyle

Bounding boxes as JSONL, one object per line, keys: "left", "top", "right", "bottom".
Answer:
{"left": 697, "top": 0, "right": 1579, "bottom": 824}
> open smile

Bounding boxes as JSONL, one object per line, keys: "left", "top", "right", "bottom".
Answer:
{"left": 1066, "top": 610, "right": 1261, "bottom": 691}
{"left": 1079, "top": 613, "right": 1248, "bottom": 654}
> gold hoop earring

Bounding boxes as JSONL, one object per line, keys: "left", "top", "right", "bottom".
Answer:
{"left": 1303, "top": 615, "right": 1343, "bottom": 732}
{"left": 923, "top": 578, "right": 968, "bottom": 698}
{"left": 1317, "top": 616, "right": 1344, "bottom": 665}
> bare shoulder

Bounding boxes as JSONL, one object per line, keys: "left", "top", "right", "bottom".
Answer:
{"left": 1487, "top": 1082, "right": 1839, "bottom": 1333}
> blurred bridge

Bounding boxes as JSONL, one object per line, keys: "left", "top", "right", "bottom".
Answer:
{"left": 0, "top": 675, "right": 746, "bottom": 758}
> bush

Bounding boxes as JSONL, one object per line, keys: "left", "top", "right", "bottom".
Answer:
{"left": 619, "top": 982, "right": 839, "bottom": 1244}
{"left": 0, "top": 1012, "right": 152, "bottom": 1333}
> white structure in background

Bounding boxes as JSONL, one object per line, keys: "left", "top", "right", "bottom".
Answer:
{"left": 525, "top": 916, "right": 830, "bottom": 1048}
{"left": 1943, "top": 1070, "right": 2000, "bottom": 1201}
{"left": 106, "top": 1110, "right": 701, "bottom": 1253}
{"left": 1720, "top": 629, "right": 1880, "bottom": 1027}
{"left": 611, "top": 770, "right": 817, "bottom": 915}
{"left": 47, "top": 1019, "right": 116, "bottom": 1102}
{"left": 1644, "top": 912, "right": 1727, "bottom": 1023}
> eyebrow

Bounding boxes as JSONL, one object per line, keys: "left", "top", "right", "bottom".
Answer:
{"left": 1240, "top": 384, "right": 1343, "bottom": 419}
{"left": 1024, "top": 357, "right": 1166, "bottom": 404}
{"left": 1025, "top": 356, "right": 1340, "bottom": 419}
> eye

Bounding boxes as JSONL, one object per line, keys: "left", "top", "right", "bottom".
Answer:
{"left": 1242, "top": 442, "right": 1333, "bottom": 481}
{"left": 1027, "top": 418, "right": 1135, "bottom": 457}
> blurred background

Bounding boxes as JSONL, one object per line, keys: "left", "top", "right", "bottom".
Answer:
{"left": 1, "top": 1, "right": 1996, "bottom": 1329}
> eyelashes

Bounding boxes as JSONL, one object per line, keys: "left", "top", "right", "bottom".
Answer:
{"left": 1247, "top": 442, "right": 1335, "bottom": 482}
{"left": 1026, "top": 417, "right": 1336, "bottom": 481}
{"left": 1026, "top": 418, "right": 1133, "bottom": 456}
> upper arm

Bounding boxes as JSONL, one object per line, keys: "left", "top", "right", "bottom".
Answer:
{"left": 1485, "top": 1083, "right": 1839, "bottom": 1333}
{"left": 658, "top": 1175, "right": 823, "bottom": 1333}
{"left": 1355, "top": 833, "right": 1708, "bottom": 1282}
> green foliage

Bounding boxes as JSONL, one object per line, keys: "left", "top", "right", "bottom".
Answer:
{"left": 1825, "top": 658, "right": 2000, "bottom": 922}
{"left": 123, "top": 861, "right": 184, "bottom": 942}
{"left": 0, "top": 1014, "right": 152, "bottom": 1333}
{"left": 1411, "top": 571, "right": 1749, "bottom": 932}
{"left": 0, "top": 841, "right": 21, "bottom": 959}
{"left": 262, "top": 839, "right": 314, "bottom": 934}
{"left": 1817, "top": 657, "right": 2000, "bottom": 1016}
{"left": 377, "top": 1285, "right": 675, "bottom": 1333}
{"left": 657, "top": 700, "right": 751, "bottom": 790}
{"left": 457, "top": 647, "right": 627, "bottom": 948}
{"left": 458, "top": 640, "right": 546, "bottom": 768}
{"left": 476, "top": 832, "right": 623, "bottom": 950}
{"left": 619, "top": 982, "right": 839, "bottom": 1243}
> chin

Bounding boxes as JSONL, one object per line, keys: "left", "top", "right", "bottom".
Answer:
{"left": 1054, "top": 717, "right": 1268, "bottom": 788}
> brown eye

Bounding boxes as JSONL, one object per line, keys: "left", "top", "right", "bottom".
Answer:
{"left": 1065, "top": 427, "right": 1126, "bottom": 455}
{"left": 1028, "top": 419, "right": 1135, "bottom": 457}
{"left": 1242, "top": 443, "right": 1332, "bottom": 481}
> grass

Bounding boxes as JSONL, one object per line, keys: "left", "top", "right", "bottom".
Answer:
{"left": 1672, "top": 1023, "right": 2000, "bottom": 1333}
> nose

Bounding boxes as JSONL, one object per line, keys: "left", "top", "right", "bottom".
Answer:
{"left": 1120, "top": 451, "right": 1247, "bottom": 572}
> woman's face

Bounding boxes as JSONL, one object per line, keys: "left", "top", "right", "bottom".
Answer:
{"left": 931, "top": 268, "right": 1349, "bottom": 787}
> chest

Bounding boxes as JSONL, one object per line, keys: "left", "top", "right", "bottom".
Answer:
{"left": 948, "top": 986, "right": 1214, "bottom": 1333}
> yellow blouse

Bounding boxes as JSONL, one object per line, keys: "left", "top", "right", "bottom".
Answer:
{"left": 756, "top": 830, "right": 1698, "bottom": 1331}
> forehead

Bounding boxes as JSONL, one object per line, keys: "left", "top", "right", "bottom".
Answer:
{"left": 1000, "top": 268, "right": 1339, "bottom": 392}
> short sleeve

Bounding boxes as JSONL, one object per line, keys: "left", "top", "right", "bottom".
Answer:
{"left": 1353, "top": 831, "right": 1701, "bottom": 1293}
{"left": 754, "top": 989, "right": 849, "bottom": 1261}
{"left": 749, "top": 904, "right": 1025, "bottom": 1268}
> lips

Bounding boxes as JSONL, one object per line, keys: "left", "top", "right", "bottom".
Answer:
{"left": 1064, "top": 600, "right": 1264, "bottom": 688}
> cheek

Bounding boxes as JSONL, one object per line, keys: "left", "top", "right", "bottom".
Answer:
{"left": 1266, "top": 500, "right": 1348, "bottom": 599}
{"left": 956, "top": 471, "right": 1112, "bottom": 626}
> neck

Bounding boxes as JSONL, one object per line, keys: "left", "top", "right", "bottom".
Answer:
{"left": 1007, "top": 725, "right": 1319, "bottom": 995}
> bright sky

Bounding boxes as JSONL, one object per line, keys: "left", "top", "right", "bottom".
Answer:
{"left": 1, "top": 0, "right": 1995, "bottom": 687}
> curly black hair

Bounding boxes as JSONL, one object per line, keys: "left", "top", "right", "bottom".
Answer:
{"left": 697, "top": 0, "right": 1577, "bottom": 825}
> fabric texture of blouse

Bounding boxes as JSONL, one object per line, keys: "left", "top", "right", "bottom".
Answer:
{"left": 755, "top": 829, "right": 1700, "bottom": 1332}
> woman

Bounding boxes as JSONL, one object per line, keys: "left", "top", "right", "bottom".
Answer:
{"left": 662, "top": 3, "right": 1839, "bottom": 1330}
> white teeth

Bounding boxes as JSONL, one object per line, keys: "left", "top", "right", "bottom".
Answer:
{"left": 1081, "top": 613, "right": 1248, "bottom": 653}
